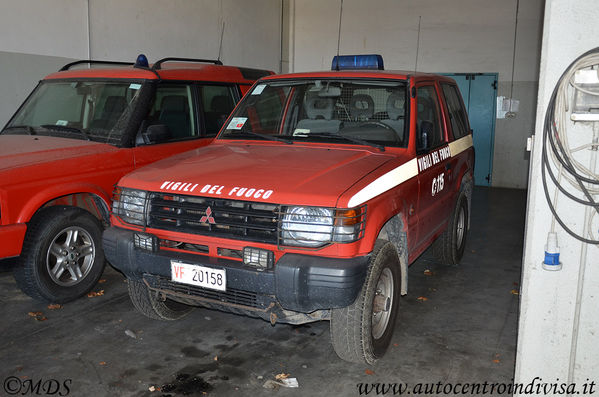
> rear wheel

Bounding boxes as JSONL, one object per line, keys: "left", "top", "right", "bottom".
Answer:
{"left": 14, "top": 207, "right": 105, "bottom": 303}
{"left": 433, "top": 192, "right": 468, "bottom": 265}
{"left": 127, "top": 278, "right": 193, "bottom": 321}
{"left": 330, "top": 240, "right": 400, "bottom": 364}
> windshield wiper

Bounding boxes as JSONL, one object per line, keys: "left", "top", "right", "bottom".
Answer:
{"left": 294, "top": 132, "right": 385, "bottom": 151}
{"left": 225, "top": 131, "right": 293, "bottom": 144}
{"left": 2, "top": 125, "right": 36, "bottom": 135}
{"left": 40, "top": 124, "right": 90, "bottom": 141}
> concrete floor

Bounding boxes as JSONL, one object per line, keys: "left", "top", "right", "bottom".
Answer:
{"left": 0, "top": 187, "right": 525, "bottom": 397}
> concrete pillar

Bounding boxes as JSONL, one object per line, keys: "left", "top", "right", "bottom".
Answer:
{"left": 516, "top": 0, "right": 599, "bottom": 393}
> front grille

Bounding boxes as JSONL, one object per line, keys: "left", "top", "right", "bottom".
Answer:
{"left": 148, "top": 193, "right": 279, "bottom": 244}
{"left": 144, "top": 274, "right": 261, "bottom": 308}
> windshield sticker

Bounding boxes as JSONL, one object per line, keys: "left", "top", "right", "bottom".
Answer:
{"left": 227, "top": 117, "right": 248, "bottom": 130}
{"left": 159, "top": 181, "right": 273, "bottom": 200}
{"left": 129, "top": 83, "right": 142, "bottom": 90}
{"left": 55, "top": 120, "right": 68, "bottom": 126}
{"left": 251, "top": 84, "right": 267, "bottom": 95}
{"left": 293, "top": 128, "right": 310, "bottom": 136}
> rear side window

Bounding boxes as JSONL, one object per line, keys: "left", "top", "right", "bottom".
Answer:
{"left": 441, "top": 83, "right": 469, "bottom": 140}
{"left": 416, "top": 85, "right": 444, "bottom": 151}
{"left": 200, "top": 85, "right": 236, "bottom": 136}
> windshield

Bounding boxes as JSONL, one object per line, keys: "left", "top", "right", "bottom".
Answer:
{"left": 219, "top": 79, "right": 408, "bottom": 147}
{"left": 2, "top": 80, "right": 144, "bottom": 145}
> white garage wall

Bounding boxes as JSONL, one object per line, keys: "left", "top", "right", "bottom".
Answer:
{"left": 87, "top": 0, "right": 281, "bottom": 69}
{"left": 0, "top": 0, "right": 282, "bottom": 126}
{"left": 0, "top": 1, "right": 89, "bottom": 58}
{"left": 285, "top": 0, "right": 545, "bottom": 189}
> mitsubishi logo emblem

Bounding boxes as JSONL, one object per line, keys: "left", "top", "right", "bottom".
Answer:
{"left": 200, "top": 206, "right": 216, "bottom": 224}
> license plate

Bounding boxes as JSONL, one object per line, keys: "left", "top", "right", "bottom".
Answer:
{"left": 170, "top": 261, "right": 226, "bottom": 291}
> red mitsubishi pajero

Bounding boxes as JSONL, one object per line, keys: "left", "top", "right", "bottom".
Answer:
{"left": 0, "top": 54, "right": 271, "bottom": 303}
{"left": 104, "top": 55, "right": 474, "bottom": 363}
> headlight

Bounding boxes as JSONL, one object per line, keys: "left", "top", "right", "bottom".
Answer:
{"left": 281, "top": 207, "right": 334, "bottom": 247}
{"left": 281, "top": 206, "right": 366, "bottom": 247}
{"left": 112, "top": 187, "right": 147, "bottom": 226}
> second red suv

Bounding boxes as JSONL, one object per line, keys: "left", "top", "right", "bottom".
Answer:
{"left": 1, "top": 55, "right": 272, "bottom": 303}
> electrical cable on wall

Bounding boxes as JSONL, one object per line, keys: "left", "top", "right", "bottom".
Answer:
{"left": 542, "top": 47, "right": 599, "bottom": 245}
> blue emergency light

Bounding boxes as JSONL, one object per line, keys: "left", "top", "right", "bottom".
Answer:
{"left": 134, "top": 54, "right": 149, "bottom": 68}
{"left": 331, "top": 54, "right": 384, "bottom": 71}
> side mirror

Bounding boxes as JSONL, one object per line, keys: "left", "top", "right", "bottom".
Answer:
{"left": 142, "top": 124, "right": 170, "bottom": 144}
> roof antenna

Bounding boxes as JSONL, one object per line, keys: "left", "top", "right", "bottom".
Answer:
{"left": 414, "top": 16, "right": 422, "bottom": 74}
{"left": 217, "top": 21, "right": 225, "bottom": 63}
{"left": 335, "top": 0, "right": 344, "bottom": 70}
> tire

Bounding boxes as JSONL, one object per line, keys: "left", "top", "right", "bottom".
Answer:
{"left": 330, "top": 240, "right": 400, "bottom": 364}
{"left": 433, "top": 192, "right": 469, "bottom": 265}
{"left": 14, "top": 206, "right": 105, "bottom": 303}
{"left": 127, "top": 278, "right": 193, "bottom": 321}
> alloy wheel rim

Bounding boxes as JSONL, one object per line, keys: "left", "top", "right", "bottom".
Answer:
{"left": 46, "top": 226, "right": 95, "bottom": 286}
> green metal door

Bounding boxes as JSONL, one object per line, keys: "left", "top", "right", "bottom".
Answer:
{"left": 442, "top": 73, "right": 497, "bottom": 186}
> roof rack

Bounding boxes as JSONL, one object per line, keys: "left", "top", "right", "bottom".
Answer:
{"left": 59, "top": 60, "right": 134, "bottom": 72}
{"left": 151, "top": 57, "right": 223, "bottom": 71}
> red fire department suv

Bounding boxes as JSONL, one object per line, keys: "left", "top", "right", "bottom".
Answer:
{"left": 0, "top": 54, "right": 272, "bottom": 303}
{"left": 104, "top": 55, "right": 474, "bottom": 363}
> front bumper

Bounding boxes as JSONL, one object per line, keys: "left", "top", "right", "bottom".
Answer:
{"left": 0, "top": 223, "right": 27, "bottom": 258}
{"left": 103, "top": 227, "right": 369, "bottom": 316}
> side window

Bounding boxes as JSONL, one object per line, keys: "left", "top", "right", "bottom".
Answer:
{"left": 416, "top": 85, "right": 444, "bottom": 151}
{"left": 441, "top": 83, "right": 469, "bottom": 140}
{"left": 200, "top": 85, "right": 236, "bottom": 136}
{"left": 151, "top": 84, "right": 195, "bottom": 141}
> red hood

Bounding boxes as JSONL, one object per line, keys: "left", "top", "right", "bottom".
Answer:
{"left": 0, "top": 135, "right": 117, "bottom": 171}
{"left": 120, "top": 141, "right": 403, "bottom": 207}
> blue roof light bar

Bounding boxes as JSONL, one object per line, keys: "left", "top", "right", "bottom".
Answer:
{"left": 331, "top": 54, "right": 384, "bottom": 71}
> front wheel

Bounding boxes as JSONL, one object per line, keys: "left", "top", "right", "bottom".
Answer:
{"left": 14, "top": 206, "right": 105, "bottom": 303}
{"left": 330, "top": 240, "right": 400, "bottom": 364}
